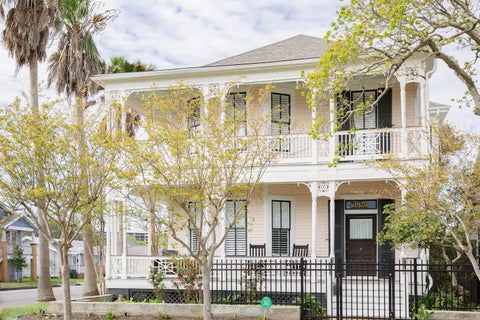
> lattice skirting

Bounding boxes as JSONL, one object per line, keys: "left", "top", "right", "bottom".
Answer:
{"left": 108, "top": 288, "right": 325, "bottom": 306}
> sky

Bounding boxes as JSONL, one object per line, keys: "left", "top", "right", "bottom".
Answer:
{"left": 0, "top": 0, "right": 477, "bottom": 128}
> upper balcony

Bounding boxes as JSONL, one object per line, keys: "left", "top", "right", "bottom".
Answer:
{"left": 115, "top": 79, "right": 446, "bottom": 168}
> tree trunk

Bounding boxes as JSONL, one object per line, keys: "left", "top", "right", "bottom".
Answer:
{"left": 74, "top": 92, "right": 99, "bottom": 297}
{"left": 201, "top": 255, "right": 212, "bottom": 320}
{"left": 83, "top": 225, "right": 98, "bottom": 296}
{"left": 150, "top": 208, "right": 158, "bottom": 256}
{"left": 30, "top": 59, "right": 56, "bottom": 302}
{"left": 465, "top": 249, "right": 480, "bottom": 282}
{"left": 59, "top": 245, "right": 72, "bottom": 320}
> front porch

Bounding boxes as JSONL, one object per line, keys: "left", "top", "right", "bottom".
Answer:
{"left": 105, "top": 181, "right": 419, "bottom": 277}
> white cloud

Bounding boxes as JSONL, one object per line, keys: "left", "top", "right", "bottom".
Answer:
{"left": 0, "top": 0, "right": 477, "bottom": 130}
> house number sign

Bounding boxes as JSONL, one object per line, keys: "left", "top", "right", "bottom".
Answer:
{"left": 345, "top": 200, "right": 377, "bottom": 210}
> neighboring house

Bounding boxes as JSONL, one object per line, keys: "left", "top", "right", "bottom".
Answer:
{"left": 22, "top": 237, "right": 102, "bottom": 278}
{"left": 92, "top": 35, "right": 449, "bottom": 318}
{"left": 0, "top": 206, "right": 37, "bottom": 282}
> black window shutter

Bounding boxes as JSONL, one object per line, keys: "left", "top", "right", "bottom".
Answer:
{"left": 378, "top": 199, "right": 395, "bottom": 278}
{"left": 333, "top": 200, "right": 345, "bottom": 274}
{"left": 377, "top": 88, "right": 392, "bottom": 128}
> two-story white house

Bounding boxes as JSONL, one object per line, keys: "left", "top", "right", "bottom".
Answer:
{"left": 92, "top": 34, "right": 448, "bottom": 317}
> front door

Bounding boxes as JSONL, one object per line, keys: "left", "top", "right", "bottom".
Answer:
{"left": 346, "top": 215, "right": 376, "bottom": 276}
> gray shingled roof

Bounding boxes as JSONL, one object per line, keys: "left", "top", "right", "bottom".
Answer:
{"left": 206, "top": 34, "right": 327, "bottom": 67}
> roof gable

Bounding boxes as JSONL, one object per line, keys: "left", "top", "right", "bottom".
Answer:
{"left": 206, "top": 34, "right": 327, "bottom": 67}
{"left": 8, "top": 217, "right": 35, "bottom": 230}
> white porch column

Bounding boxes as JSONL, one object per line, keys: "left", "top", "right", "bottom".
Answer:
{"left": 329, "top": 194, "right": 335, "bottom": 259}
{"left": 220, "top": 207, "right": 226, "bottom": 259}
{"left": 121, "top": 192, "right": 128, "bottom": 279}
{"left": 105, "top": 194, "right": 112, "bottom": 280}
{"left": 311, "top": 90, "right": 318, "bottom": 164}
{"left": 147, "top": 214, "right": 153, "bottom": 256}
{"left": 419, "top": 80, "right": 428, "bottom": 154}
{"left": 310, "top": 182, "right": 318, "bottom": 258}
{"left": 329, "top": 98, "right": 336, "bottom": 162}
{"left": 400, "top": 80, "right": 408, "bottom": 158}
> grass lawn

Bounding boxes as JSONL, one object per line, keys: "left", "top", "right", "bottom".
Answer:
{"left": 0, "top": 303, "right": 47, "bottom": 320}
{"left": 0, "top": 277, "right": 83, "bottom": 289}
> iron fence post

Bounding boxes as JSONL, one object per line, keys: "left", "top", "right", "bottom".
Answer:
{"left": 300, "top": 257, "right": 305, "bottom": 320}
{"left": 413, "top": 258, "right": 418, "bottom": 316}
{"left": 336, "top": 270, "right": 343, "bottom": 320}
{"left": 389, "top": 259, "right": 396, "bottom": 320}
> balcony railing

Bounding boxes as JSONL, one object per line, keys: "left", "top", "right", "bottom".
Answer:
{"left": 265, "top": 127, "right": 426, "bottom": 164}
{"left": 134, "top": 127, "right": 427, "bottom": 166}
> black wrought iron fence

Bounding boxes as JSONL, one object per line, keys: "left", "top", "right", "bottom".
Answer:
{"left": 208, "top": 258, "right": 480, "bottom": 320}
{"left": 125, "top": 257, "right": 480, "bottom": 319}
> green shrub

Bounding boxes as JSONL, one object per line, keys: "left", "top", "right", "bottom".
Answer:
{"left": 147, "top": 267, "right": 166, "bottom": 301}
{"left": 105, "top": 311, "right": 115, "bottom": 320}
{"left": 293, "top": 293, "right": 326, "bottom": 316}
{"left": 413, "top": 304, "right": 433, "bottom": 320}
{"left": 157, "top": 311, "right": 171, "bottom": 319}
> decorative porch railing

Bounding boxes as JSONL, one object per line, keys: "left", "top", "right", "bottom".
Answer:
{"left": 263, "top": 127, "right": 426, "bottom": 164}
{"left": 135, "top": 127, "right": 427, "bottom": 166}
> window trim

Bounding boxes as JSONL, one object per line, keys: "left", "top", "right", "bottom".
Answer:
{"left": 224, "top": 200, "right": 247, "bottom": 257}
{"left": 339, "top": 89, "right": 381, "bottom": 130}
{"left": 188, "top": 201, "right": 200, "bottom": 253}
{"left": 271, "top": 92, "right": 291, "bottom": 135}
{"left": 271, "top": 200, "right": 292, "bottom": 257}
{"left": 187, "top": 97, "right": 201, "bottom": 137}
{"left": 227, "top": 92, "right": 247, "bottom": 137}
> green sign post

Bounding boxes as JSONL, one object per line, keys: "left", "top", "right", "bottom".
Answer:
{"left": 260, "top": 296, "right": 272, "bottom": 319}
{"left": 261, "top": 296, "right": 272, "bottom": 309}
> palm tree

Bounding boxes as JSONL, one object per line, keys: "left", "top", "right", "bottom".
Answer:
{"left": 1, "top": 0, "right": 56, "bottom": 302}
{"left": 48, "top": 0, "right": 116, "bottom": 298}
{"left": 105, "top": 56, "right": 156, "bottom": 73}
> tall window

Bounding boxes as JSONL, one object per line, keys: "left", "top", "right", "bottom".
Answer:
{"left": 351, "top": 90, "right": 377, "bottom": 129}
{"left": 226, "top": 92, "right": 247, "bottom": 137}
{"left": 188, "top": 97, "right": 201, "bottom": 137}
{"left": 224, "top": 200, "right": 247, "bottom": 256}
{"left": 338, "top": 89, "right": 392, "bottom": 130}
{"left": 271, "top": 93, "right": 290, "bottom": 135}
{"left": 188, "top": 202, "right": 200, "bottom": 253}
{"left": 272, "top": 200, "right": 291, "bottom": 256}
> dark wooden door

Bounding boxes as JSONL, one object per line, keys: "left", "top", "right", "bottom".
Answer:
{"left": 346, "top": 215, "right": 376, "bottom": 276}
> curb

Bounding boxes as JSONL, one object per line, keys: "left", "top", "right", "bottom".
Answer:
{"left": 0, "top": 284, "right": 62, "bottom": 291}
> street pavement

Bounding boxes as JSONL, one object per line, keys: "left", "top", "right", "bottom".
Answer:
{"left": 0, "top": 285, "right": 83, "bottom": 309}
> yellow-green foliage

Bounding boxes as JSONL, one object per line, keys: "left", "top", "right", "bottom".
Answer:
{"left": 377, "top": 125, "right": 480, "bottom": 279}
{"left": 122, "top": 82, "right": 277, "bottom": 259}
{"left": 305, "top": 0, "right": 480, "bottom": 139}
